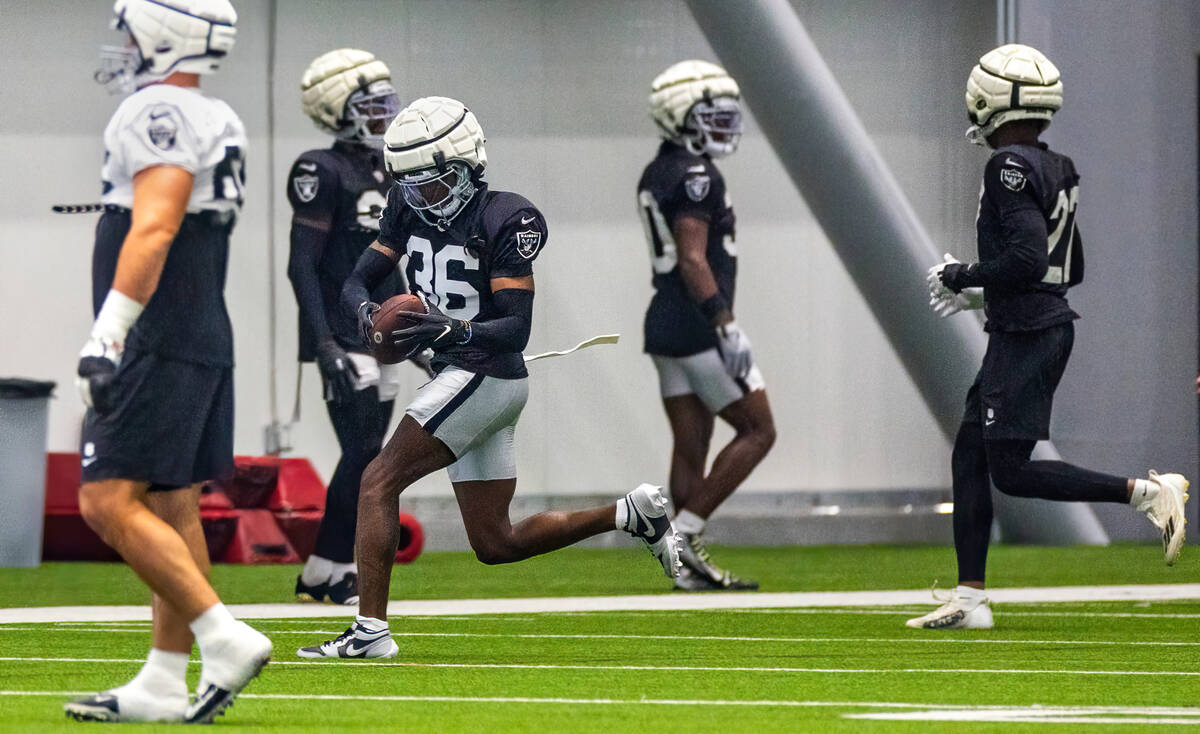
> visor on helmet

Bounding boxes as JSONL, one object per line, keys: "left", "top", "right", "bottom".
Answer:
{"left": 341, "top": 80, "right": 401, "bottom": 147}
{"left": 397, "top": 160, "right": 475, "bottom": 227}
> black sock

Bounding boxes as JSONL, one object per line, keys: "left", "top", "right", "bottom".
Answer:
{"left": 951, "top": 421, "right": 992, "bottom": 585}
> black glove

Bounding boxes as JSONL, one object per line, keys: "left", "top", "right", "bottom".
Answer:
{"left": 391, "top": 299, "right": 471, "bottom": 354}
{"left": 316, "top": 338, "right": 359, "bottom": 404}
{"left": 410, "top": 348, "right": 436, "bottom": 380}
{"left": 938, "top": 262, "right": 975, "bottom": 293}
{"left": 76, "top": 335, "right": 122, "bottom": 414}
{"left": 356, "top": 301, "right": 381, "bottom": 348}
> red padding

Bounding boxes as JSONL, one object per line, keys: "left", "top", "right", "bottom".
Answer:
{"left": 268, "top": 458, "right": 327, "bottom": 512}
{"left": 395, "top": 512, "right": 424, "bottom": 564}
{"left": 220, "top": 509, "right": 300, "bottom": 564}
{"left": 273, "top": 509, "right": 324, "bottom": 560}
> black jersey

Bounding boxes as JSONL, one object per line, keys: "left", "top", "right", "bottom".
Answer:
{"left": 974, "top": 143, "right": 1082, "bottom": 332}
{"left": 377, "top": 184, "right": 548, "bottom": 379}
{"left": 92, "top": 208, "right": 234, "bottom": 366}
{"left": 286, "top": 141, "right": 403, "bottom": 360}
{"left": 638, "top": 141, "right": 737, "bottom": 356}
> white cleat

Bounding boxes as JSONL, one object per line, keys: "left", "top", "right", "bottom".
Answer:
{"left": 296, "top": 621, "right": 400, "bottom": 660}
{"left": 64, "top": 683, "right": 187, "bottom": 723}
{"left": 620, "top": 484, "right": 682, "bottom": 578}
{"left": 1142, "top": 471, "right": 1189, "bottom": 565}
{"left": 186, "top": 620, "right": 272, "bottom": 724}
{"left": 906, "top": 588, "right": 994, "bottom": 630}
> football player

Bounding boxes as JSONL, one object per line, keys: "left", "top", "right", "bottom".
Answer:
{"left": 66, "top": 0, "right": 271, "bottom": 723}
{"left": 287, "top": 49, "right": 420, "bottom": 606}
{"left": 637, "top": 61, "right": 776, "bottom": 591}
{"left": 297, "top": 97, "right": 681, "bottom": 659}
{"left": 917, "top": 44, "right": 1190, "bottom": 629}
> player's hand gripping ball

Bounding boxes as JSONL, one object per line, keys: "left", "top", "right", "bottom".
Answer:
{"left": 368, "top": 294, "right": 427, "bottom": 364}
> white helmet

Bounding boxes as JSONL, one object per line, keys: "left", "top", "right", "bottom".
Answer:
{"left": 965, "top": 43, "right": 1063, "bottom": 145}
{"left": 301, "top": 49, "right": 399, "bottom": 148}
{"left": 384, "top": 96, "right": 487, "bottom": 228}
{"left": 95, "top": 0, "right": 237, "bottom": 95}
{"left": 649, "top": 60, "right": 743, "bottom": 158}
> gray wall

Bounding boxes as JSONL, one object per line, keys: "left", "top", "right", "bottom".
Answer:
{"left": 0, "top": 1, "right": 1192, "bottom": 543}
{"left": 1015, "top": 0, "right": 1200, "bottom": 538}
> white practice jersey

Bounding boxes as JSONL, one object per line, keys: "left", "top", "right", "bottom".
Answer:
{"left": 100, "top": 84, "right": 247, "bottom": 216}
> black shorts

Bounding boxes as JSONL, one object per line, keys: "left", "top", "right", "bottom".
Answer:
{"left": 962, "top": 322, "right": 1074, "bottom": 441}
{"left": 80, "top": 349, "right": 234, "bottom": 490}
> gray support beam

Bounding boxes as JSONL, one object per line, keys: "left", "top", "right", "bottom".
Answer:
{"left": 686, "top": 0, "right": 1108, "bottom": 545}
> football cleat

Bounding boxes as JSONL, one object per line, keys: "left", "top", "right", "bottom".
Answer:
{"left": 1143, "top": 471, "right": 1189, "bottom": 565}
{"left": 675, "top": 533, "right": 758, "bottom": 590}
{"left": 185, "top": 621, "right": 272, "bottom": 724}
{"left": 296, "top": 621, "right": 399, "bottom": 659}
{"left": 619, "top": 484, "right": 682, "bottom": 578}
{"left": 64, "top": 685, "right": 186, "bottom": 724}
{"left": 294, "top": 575, "right": 328, "bottom": 603}
{"left": 906, "top": 588, "right": 994, "bottom": 630}
{"left": 326, "top": 572, "right": 360, "bottom": 606}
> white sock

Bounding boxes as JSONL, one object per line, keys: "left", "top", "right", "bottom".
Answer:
{"left": 189, "top": 603, "right": 238, "bottom": 648}
{"left": 130, "top": 648, "right": 189, "bottom": 689}
{"left": 1129, "top": 478, "right": 1157, "bottom": 511}
{"left": 301, "top": 555, "right": 334, "bottom": 586}
{"left": 614, "top": 498, "right": 629, "bottom": 531}
{"left": 356, "top": 615, "right": 388, "bottom": 632}
{"left": 674, "top": 510, "right": 706, "bottom": 535}
{"left": 330, "top": 561, "right": 357, "bottom": 585}
{"left": 955, "top": 585, "right": 987, "bottom": 607}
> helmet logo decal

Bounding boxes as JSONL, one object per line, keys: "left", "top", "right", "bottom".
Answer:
{"left": 684, "top": 173, "right": 711, "bottom": 202}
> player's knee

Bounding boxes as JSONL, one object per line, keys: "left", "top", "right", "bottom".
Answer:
{"left": 361, "top": 457, "right": 407, "bottom": 498}
{"left": 471, "top": 538, "right": 518, "bottom": 565}
{"left": 754, "top": 421, "right": 777, "bottom": 453}
{"left": 77, "top": 485, "right": 123, "bottom": 534}
{"left": 989, "top": 466, "right": 1029, "bottom": 497}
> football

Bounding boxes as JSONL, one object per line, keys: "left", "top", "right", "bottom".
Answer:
{"left": 369, "top": 294, "right": 427, "bottom": 364}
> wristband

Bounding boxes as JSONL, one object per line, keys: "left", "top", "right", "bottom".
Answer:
{"left": 698, "top": 294, "right": 728, "bottom": 324}
{"left": 92, "top": 289, "right": 144, "bottom": 344}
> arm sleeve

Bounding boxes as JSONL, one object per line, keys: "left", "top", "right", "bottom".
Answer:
{"left": 466, "top": 288, "right": 534, "bottom": 353}
{"left": 285, "top": 156, "right": 339, "bottom": 342}
{"left": 340, "top": 245, "right": 399, "bottom": 318}
{"left": 961, "top": 154, "right": 1048, "bottom": 288}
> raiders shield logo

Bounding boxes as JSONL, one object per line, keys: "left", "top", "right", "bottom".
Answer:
{"left": 516, "top": 229, "right": 542, "bottom": 259}
{"left": 293, "top": 174, "right": 319, "bottom": 203}
{"left": 684, "top": 173, "right": 711, "bottom": 202}
{"left": 146, "top": 106, "right": 178, "bottom": 151}
{"left": 1000, "top": 167, "right": 1026, "bottom": 192}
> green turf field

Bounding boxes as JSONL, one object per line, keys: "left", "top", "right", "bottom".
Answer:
{"left": 0, "top": 545, "right": 1197, "bottom": 732}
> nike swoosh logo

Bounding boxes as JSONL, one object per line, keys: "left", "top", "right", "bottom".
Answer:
{"left": 1004, "top": 157, "right": 1023, "bottom": 167}
{"left": 298, "top": 162, "right": 317, "bottom": 172}
{"left": 82, "top": 456, "right": 98, "bottom": 467}
{"left": 149, "top": 110, "right": 171, "bottom": 120}
{"left": 520, "top": 215, "right": 536, "bottom": 225}
{"left": 985, "top": 419, "right": 996, "bottom": 426}
{"left": 687, "top": 165, "right": 707, "bottom": 173}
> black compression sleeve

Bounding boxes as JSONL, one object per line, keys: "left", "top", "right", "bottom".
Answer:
{"left": 967, "top": 207, "right": 1049, "bottom": 288}
{"left": 287, "top": 222, "right": 332, "bottom": 342}
{"left": 465, "top": 288, "right": 534, "bottom": 353}
{"left": 340, "top": 246, "right": 398, "bottom": 318}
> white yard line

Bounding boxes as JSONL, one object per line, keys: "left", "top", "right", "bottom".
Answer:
{"left": 1, "top": 583, "right": 1197, "bottom": 623}
{"left": 5, "top": 628, "right": 1197, "bottom": 648}
{"left": 0, "top": 655, "right": 1195, "bottom": 678}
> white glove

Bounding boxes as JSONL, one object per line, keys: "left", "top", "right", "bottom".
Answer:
{"left": 716, "top": 321, "right": 753, "bottom": 379}
{"left": 76, "top": 335, "right": 124, "bottom": 411}
{"left": 926, "top": 252, "right": 960, "bottom": 296}
{"left": 929, "top": 287, "right": 984, "bottom": 318}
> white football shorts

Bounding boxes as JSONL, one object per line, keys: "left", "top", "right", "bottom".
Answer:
{"left": 651, "top": 347, "right": 765, "bottom": 413}
{"left": 404, "top": 366, "right": 528, "bottom": 483}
